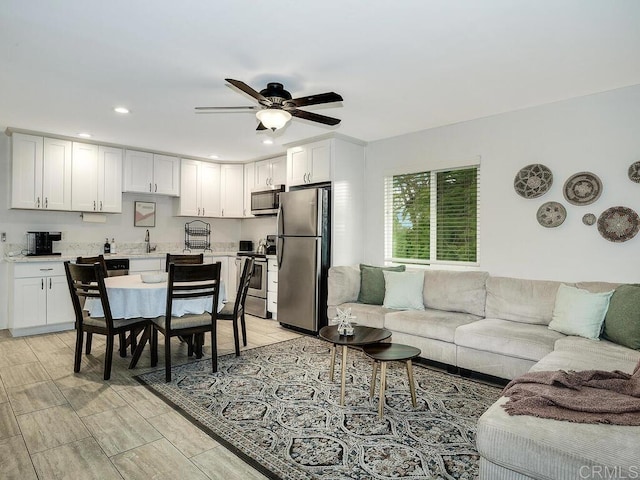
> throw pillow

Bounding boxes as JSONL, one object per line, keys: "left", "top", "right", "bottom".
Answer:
{"left": 358, "top": 264, "right": 406, "bottom": 305}
{"left": 603, "top": 284, "right": 640, "bottom": 350}
{"left": 548, "top": 284, "right": 614, "bottom": 340}
{"left": 382, "top": 270, "right": 425, "bottom": 310}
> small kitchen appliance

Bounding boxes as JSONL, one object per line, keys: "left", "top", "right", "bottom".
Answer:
{"left": 26, "top": 231, "right": 62, "bottom": 256}
{"left": 239, "top": 240, "right": 253, "bottom": 252}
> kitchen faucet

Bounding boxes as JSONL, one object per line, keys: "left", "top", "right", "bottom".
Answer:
{"left": 145, "top": 229, "right": 151, "bottom": 253}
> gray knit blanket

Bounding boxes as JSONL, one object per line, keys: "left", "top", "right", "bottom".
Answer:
{"left": 501, "top": 360, "right": 640, "bottom": 425}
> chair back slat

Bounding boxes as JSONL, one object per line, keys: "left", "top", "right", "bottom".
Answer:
{"left": 165, "top": 262, "right": 221, "bottom": 331}
{"left": 165, "top": 253, "right": 204, "bottom": 272}
{"left": 76, "top": 255, "right": 108, "bottom": 276}
{"left": 64, "top": 261, "right": 115, "bottom": 329}
{"left": 232, "top": 257, "right": 255, "bottom": 315}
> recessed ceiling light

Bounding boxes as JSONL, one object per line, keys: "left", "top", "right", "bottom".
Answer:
{"left": 262, "top": 139, "right": 274, "bottom": 145}
{"left": 77, "top": 132, "right": 92, "bottom": 138}
{"left": 114, "top": 106, "right": 130, "bottom": 114}
{"left": 209, "top": 154, "right": 219, "bottom": 159}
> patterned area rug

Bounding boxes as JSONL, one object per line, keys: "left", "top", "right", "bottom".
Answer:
{"left": 135, "top": 336, "right": 501, "bottom": 479}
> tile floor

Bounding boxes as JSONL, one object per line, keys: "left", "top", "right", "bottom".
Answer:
{"left": 0, "top": 316, "right": 302, "bottom": 479}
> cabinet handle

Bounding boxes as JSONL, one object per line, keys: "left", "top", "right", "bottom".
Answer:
{"left": 39, "top": 268, "right": 53, "bottom": 271}
{"left": 222, "top": 209, "right": 224, "bottom": 217}
{"left": 45, "top": 197, "right": 48, "bottom": 208}
{"left": 49, "top": 278, "right": 52, "bottom": 289}
{"left": 100, "top": 201, "right": 103, "bottom": 211}
{"left": 37, "top": 197, "right": 40, "bottom": 208}
{"left": 41, "top": 278, "right": 44, "bottom": 290}
{"left": 202, "top": 208, "right": 205, "bottom": 216}
{"left": 198, "top": 207, "right": 201, "bottom": 216}
{"left": 93, "top": 200, "right": 96, "bottom": 211}
{"left": 155, "top": 183, "right": 158, "bottom": 192}
{"left": 149, "top": 183, "right": 152, "bottom": 192}
{"left": 307, "top": 172, "right": 312, "bottom": 183}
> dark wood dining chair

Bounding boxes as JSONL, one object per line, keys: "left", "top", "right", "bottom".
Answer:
{"left": 150, "top": 262, "right": 221, "bottom": 382}
{"left": 76, "top": 255, "right": 130, "bottom": 357}
{"left": 217, "top": 257, "right": 254, "bottom": 356}
{"left": 64, "top": 261, "right": 149, "bottom": 380}
{"left": 165, "top": 253, "right": 204, "bottom": 272}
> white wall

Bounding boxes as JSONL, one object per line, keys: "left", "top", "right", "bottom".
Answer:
{"left": 239, "top": 215, "right": 278, "bottom": 248}
{"left": 364, "top": 85, "right": 640, "bottom": 283}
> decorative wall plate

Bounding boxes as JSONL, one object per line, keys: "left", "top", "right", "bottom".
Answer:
{"left": 563, "top": 172, "right": 602, "bottom": 205}
{"left": 629, "top": 161, "right": 640, "bottom": 183}
{"left": 514, "top": 164, "right": 553, "bottom": 199}
{"left": 597, "top": 206, "right": 640, "bottom": 242}
{"left": 582, "top": 213, "right": 596, "bottom": 226}
{"left": 537, "top": 201, "right": 566, "bottom": 228}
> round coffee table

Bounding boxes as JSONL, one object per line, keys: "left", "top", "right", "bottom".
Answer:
{"left": 319, "top": 325, "right": 392, "bottom": 406}
{"left": 362, "top": 343, "right": 421, "bottom": 418}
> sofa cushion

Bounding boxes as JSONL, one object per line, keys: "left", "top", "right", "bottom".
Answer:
{"left": 329, "top": 302, "right": 392, "bottom": 330}
{"left": 423, "top": 270, "right": 488, "bottom": 317}
{"left": 477, "top": 397, "right": 640, "bottom": 480}
{"left": 357, "top": 264, "right": 406, "bottom": 305}
{"left": 327, "top": 265, "right": 361, "bottom": 306}
{"left": 383, "top": 270, "right": 425, "bottom": 310}
{"left": 547, "top": 284, "right": 613, "bottom": 340}
{"left": 603, "top": 284, "right": 640, "bottom": 350}
{"left": 485, "top": 276, "right": 566, "bottom": 325}
{"left": 554, "top": 336, "right": 640, "bottom": 367}
{"left": 385, "top": 309, "right": 481, "bottom": 343}
{"left": 455, "top": 318, "right": 565, "bottom": 362}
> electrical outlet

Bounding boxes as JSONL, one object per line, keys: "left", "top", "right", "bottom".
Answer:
{"left": 1, "top": 232, "right": 5, "bottom": 242}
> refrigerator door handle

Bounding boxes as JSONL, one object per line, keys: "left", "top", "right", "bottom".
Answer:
{"left": 277, "top": 237, "right": 284, "bottom": 269}
{"left": 277, "top": 203, "right": 284, "bottom": 237}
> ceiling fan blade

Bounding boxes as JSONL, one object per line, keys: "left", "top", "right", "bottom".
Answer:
{"left": 289, "top": 108, "right": 341, "bottom": 126}
{"left": 256, "top": 122, "right": 267, "bottom": 131}
{"left": 285, "top": 92, "right": 343, "bottom": 108}
{"left": 225, "top": 78, "right": 272, "bottom": 106}
{"left": 195, "top": 106, "right": 257, "bottom": 110}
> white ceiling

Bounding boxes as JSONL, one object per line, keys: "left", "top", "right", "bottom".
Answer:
{"left": 2, "top": 0, "right": 640, "bottom": 162}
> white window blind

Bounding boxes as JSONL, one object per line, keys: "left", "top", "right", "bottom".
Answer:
{"left": 384, "top": 165, "right": 479, "bottom": 265}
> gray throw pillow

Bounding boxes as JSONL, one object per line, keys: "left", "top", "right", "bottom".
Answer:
{"left": 357, "top": 264, "right": 406, "bottom": 305}
{"left": 603, "top": 284, "right": 640, "bottom": 350}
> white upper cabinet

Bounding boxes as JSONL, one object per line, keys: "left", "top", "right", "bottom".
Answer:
{"left": 71, "top": 142, "right": 122, "bottom": 213}
{"left": 123, "top": 150, "right": 180, "bottom": 196}
{"left": 287, "top": 139, "right": 331, "bottom": 187}
{"left": 220, "top": 164, "right": 244, "bottom": 217}
{"left": 255, "top": 156, "right": 286, "bottom": 187}
{"left": 177, "top": 159, "right": 220, "bottom": 217}
{"left": 243, "top": 162, "right": 256, "bottom": 217}
{"left": 11, "top": 133, "right": 72, "bottom": 210}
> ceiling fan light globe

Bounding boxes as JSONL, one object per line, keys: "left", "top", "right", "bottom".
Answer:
{"left": 256, "top": 109, "right": 291, "bottom": 130}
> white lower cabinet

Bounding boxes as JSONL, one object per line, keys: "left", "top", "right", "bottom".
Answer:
{"left": 130, "top": 258, "right": 163, "bottom": 273}
{"left": 9, "top": 262, "right": 75, "bottom": 336}
{"left": 267, "top": 257, "right": 278, "bottom": 319}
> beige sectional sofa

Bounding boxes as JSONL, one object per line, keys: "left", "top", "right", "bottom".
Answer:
{"left": 327, "top": 265, "right": 640, "bottom": 480}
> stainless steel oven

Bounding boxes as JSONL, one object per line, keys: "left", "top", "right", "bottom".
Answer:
{"left": 236, "top": 254, "right": 269, "bottom": 318}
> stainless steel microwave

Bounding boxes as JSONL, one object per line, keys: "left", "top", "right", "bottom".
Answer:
{"left": 251, "top": 185, "right": 285, "bottom": 215}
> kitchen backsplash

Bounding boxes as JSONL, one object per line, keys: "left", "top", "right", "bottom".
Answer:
{"left": 2, "top": 241, "right": 237, "bottom": 258}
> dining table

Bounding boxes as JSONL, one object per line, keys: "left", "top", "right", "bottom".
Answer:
{"left": 84, "top": 273, "right": 226, "bottom": 368}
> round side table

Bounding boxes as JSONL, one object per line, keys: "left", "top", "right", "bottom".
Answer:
{"left": 362, "top": 343, "right": 421, "bottom": 418}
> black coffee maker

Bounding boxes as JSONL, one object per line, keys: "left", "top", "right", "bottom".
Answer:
{"left": 26, "top": 232, "right": 62, "bottom": 256}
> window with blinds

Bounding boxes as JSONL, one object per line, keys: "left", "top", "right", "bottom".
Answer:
{"left": 384, "top": 165, "right": 479, "bottom": 265}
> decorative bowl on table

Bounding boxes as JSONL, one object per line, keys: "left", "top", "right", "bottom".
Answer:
{"left": 141, "top": 272, "right": 167, "bottom": 283}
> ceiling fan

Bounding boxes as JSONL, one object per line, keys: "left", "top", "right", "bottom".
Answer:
{"left": 195, "top": 78, "right": 343, "bottom": 131}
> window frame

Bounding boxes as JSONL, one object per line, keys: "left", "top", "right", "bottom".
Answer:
{"left": 384, "top": 164, "right": 480, "bottom": 267}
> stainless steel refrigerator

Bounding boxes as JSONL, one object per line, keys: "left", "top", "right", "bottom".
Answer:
{"left": 276, "top": 186, "right": 330, "bottom": 333}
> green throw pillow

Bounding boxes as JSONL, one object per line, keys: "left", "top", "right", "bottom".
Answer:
{"left": 358, "top": 264, "right": 406, "bottom": 305}
{"left": 603, "top": 284, "right": 640, "bottom": 350}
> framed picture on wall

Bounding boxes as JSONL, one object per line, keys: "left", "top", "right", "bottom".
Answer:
{"left": 134, "top": 201, "right": 156, "bottom": 227}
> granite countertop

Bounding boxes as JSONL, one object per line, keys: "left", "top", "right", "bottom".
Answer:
{"left": 3, "top": 251, "right": 239, "bottom": 263}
